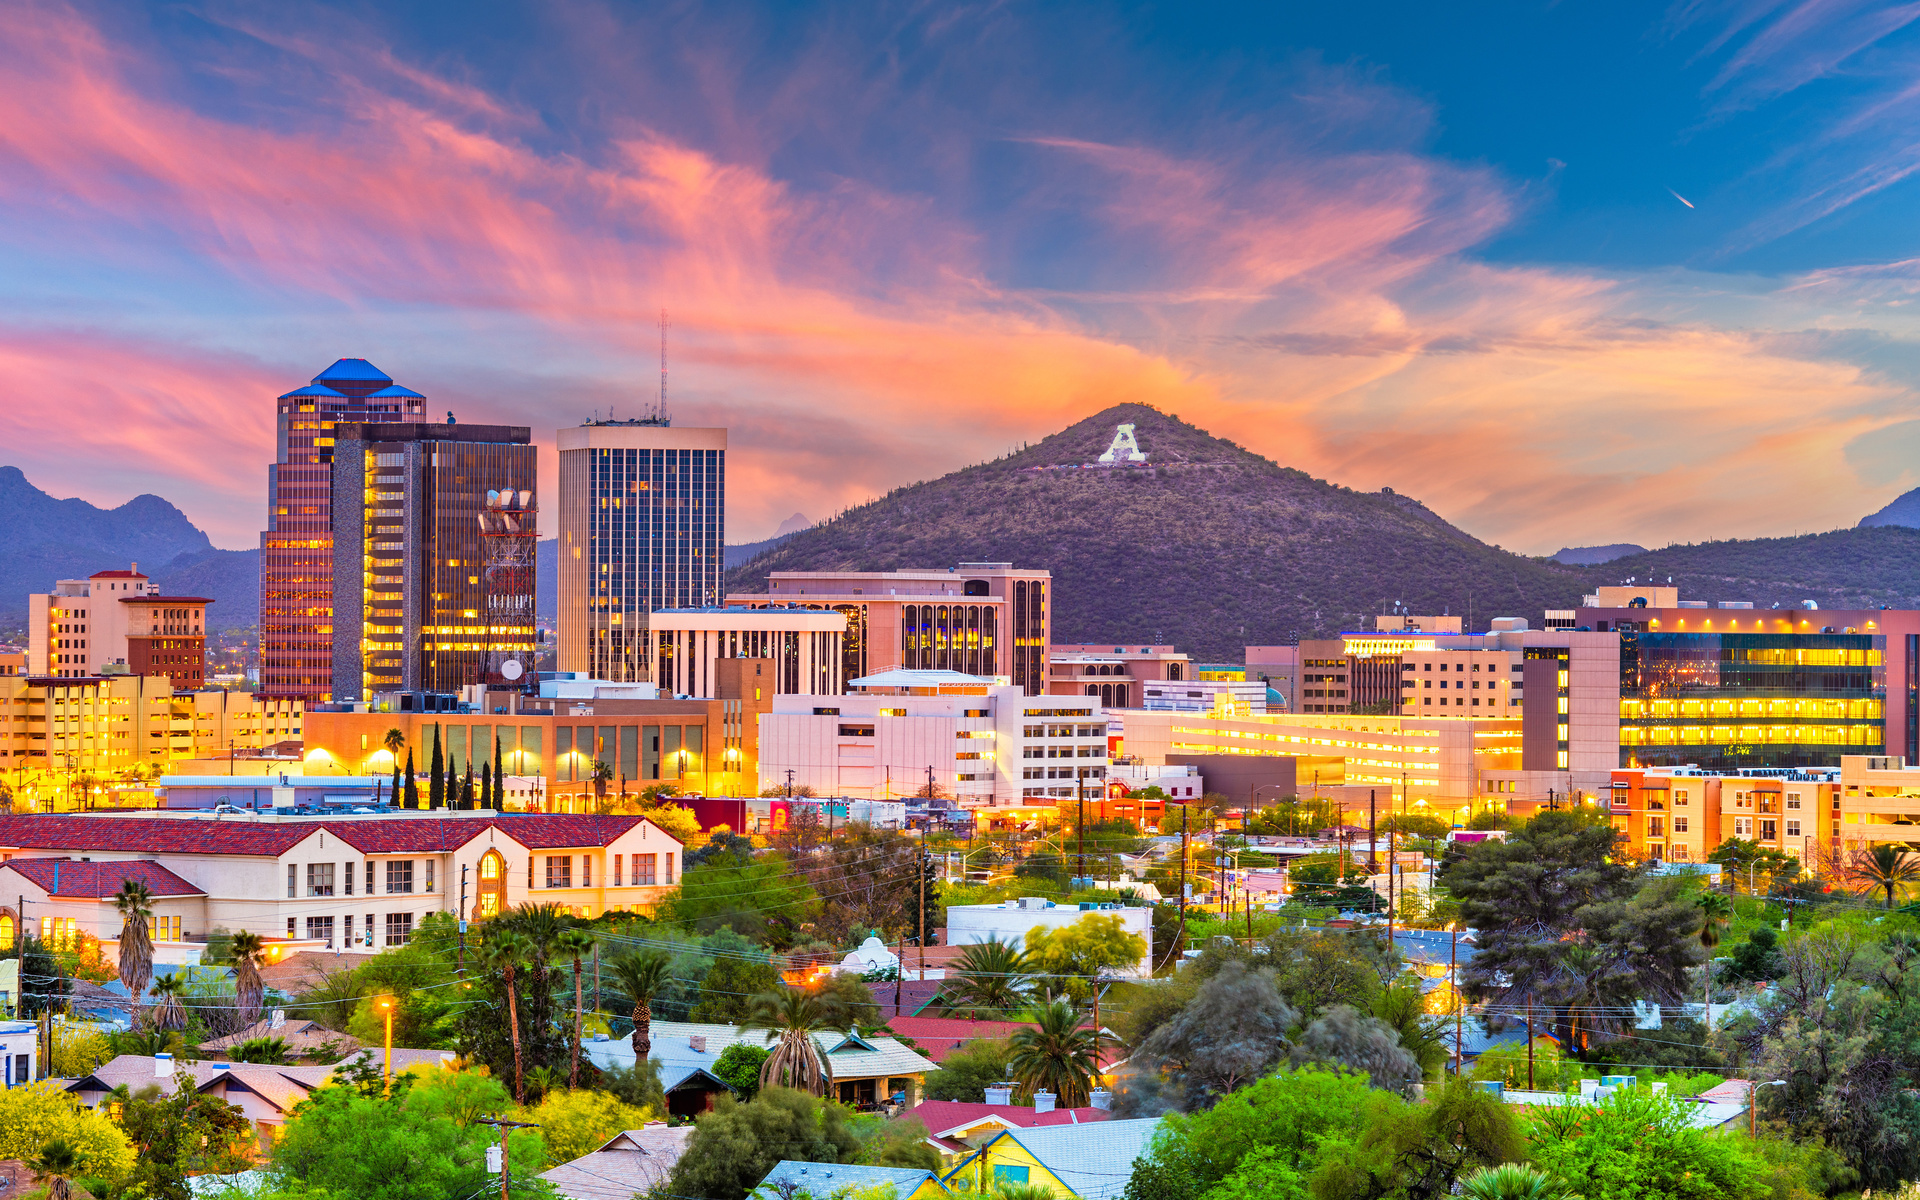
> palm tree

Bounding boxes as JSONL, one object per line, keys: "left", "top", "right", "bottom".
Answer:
{"left": 229, "top": 930, "right": 266, "bottom": 1028}
{"left": 556, "top": 927, "right": 596, "bottom": 1089}
{"left": 31, "top": 1137, "right": 82, "bottom": 1200}
{"left": 1696, "top": 890, "right": 1733, "bottom": 1029}
{"left": 940, "top": 937, "right": 1033, "bottom": 1016}
{"left": 1850, "top": 843, "right": 1920, "bottom": 909}
{"left": 1457, "top": 1163, "right": 1580, "bottom": 1200}
{"left": 605, "top": 950, "right": 672, "bottom": 1061}
{"left": 113, "top": 879, "right": 154, "bottom": 1023}
{"left": 148, "top": 973, "right": 187, "bottom": 1032}
{"left": 231, "top": 1036, "right": 291, "bottom": 1064}
{"left": 742, "top": 987, "right": 845, "bottom": 1097}
{"left": 382, "top": 726, "right": 406, "bottom": 760}
{"left": 513, "top": 903, "right": 569, "bottom": 980}
{"left": 484, "top": 930, "right": 532, "bottom": 1103}
{"left": 1007, "top": 997, "right": 1105, "bottom": 1109}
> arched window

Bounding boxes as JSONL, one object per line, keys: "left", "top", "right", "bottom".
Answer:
{"left": 475, "top": 851, "right": 507, "bottom": 918}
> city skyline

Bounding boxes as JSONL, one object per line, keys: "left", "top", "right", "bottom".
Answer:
{"left": 9, "top": 3, "right": 1920, "bottom": 554}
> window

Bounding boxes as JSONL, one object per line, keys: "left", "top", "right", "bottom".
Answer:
{"left": 666, "top": 853, "right": 676, "bottom": 885}
{"left": 837, "top": 724, "right": 875, "bottom": 737}
{"left": 1786, "top": 819, "right": 1802, "bottom": 837}
{"left": 306, "top": 916, "right": 335, "bottom": 946}
{"left": 1787, "top": 794, "right": 1802, "bottom": 810}
{"left": 287, "top": 918, "right": 295, "bottom": 937}
{"left": 386, "top": 860, "right": 414, "bottom": 894}
{"left": 146, "top": 915, "right": 180, "bottom": 942}
{"left": 637, "top": 853, "right": 657, "bottom": 885}
{"left": 384, "top": 912, "right": 414, "bottom": 946}
{"left": 994, "top": 1167, "right": 1031, "bottom": 1185}
{"left": 1735, "top": 816, "right": 1752, "bottom": 837}
{"left": 1761, "top": 819, "right": 1778, "bottom": 841}
{"left": 1675, "top": 790, "right": 1689, "bottom": 806}
{"left": 344, "top": 862, "right": 354, "bottom": 896}
{"left": 287, "top": 864, "right": 296, "bottom": 898}
{"left": 1672, "top": 844, "right": 1692, "bottom": 862}
{"left": 425, "top": 861, "right": 435, "bottom": 892}
{"left": 307, "top": 863, "right": 335, "bottom": 897}
{"left": 546, "top": 856, "right": 573, "bottom": 889}
{"left": 614, "top": 855, "right": 623, "bottom": 887}
{"left": 1647, "top": 817, "right": 1664, "bottom": 838}
{"left": 1674, "top": 816, "right": 1689, "bottom": 833}
{"left": 581, "top": 857, "right": 591, "bottom": 887}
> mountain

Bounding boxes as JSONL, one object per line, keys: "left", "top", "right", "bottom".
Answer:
{"left": 0, "top": 467, "right": 218, "bottom": 625}
{"left": 1861, "top": 487, "right": 1920, "bottom": 529}
{"left": 152, "top": 547, "right": 260, "bottom": 630}
{"left": 724, "top": 404, "right": 1597, "bottom": 657}
{"left": 1575, "top": 528, "right": 1920, "bottom": 610}
{"left": 1552, "top": 543, "right": 1646, "bottom": 566}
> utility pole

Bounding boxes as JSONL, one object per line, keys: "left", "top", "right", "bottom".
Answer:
{"left": 1177, "top": 804, "right": 1190, "bottom": 961}
{"left": 478, "top": 1116, "right": 538, "bottom": 1200}
{"left": 918, "top": 842, "right": 928, "bottom": 985}
{"left": 458, "top": 865, "right": 469, "bottom": 974}
{"left": 1386, "top": 819, "right": 1397, "bottom": 951}
{"left": 1526, "top": 992, "right": 1536, "bottom": 1089}
{"left": 1450, "top": 925, "right": 1461, "bottom": 1075}
{"left": 1077, "top": 773, "right": 1086, "bottom": 888}
{"left": 1368, "top": 789, "right": 1378, "bottom": 873}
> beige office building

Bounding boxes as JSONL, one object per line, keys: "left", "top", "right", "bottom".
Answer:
{"left": 557, "top": 420, "right": 727, "bottom": 682}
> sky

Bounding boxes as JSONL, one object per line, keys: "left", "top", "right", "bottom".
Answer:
{"left": 7, "top": 1, "right": 1920, "bottom": 553}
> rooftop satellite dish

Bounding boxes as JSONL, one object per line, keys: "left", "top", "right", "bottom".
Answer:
{"left": 501, "top": 660, "right": 524, "bottom": 681}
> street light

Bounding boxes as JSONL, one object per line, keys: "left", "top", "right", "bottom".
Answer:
{"left": 375, "top": 995, "right": 395, "bottom": 1084}
{"left": 1750, "top": 1079, "right": 1786, "bottom": 1138}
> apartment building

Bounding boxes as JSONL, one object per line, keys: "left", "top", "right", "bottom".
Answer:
{"left": 1607, "top": 764, "right": 1836, "bottom": 867}
{"left": 757, "top": 670, "right": 1105, "bottom": 805}
{"left": 729, "top": 564, "right": 1053, "bottom": 695}
{"left": 28, "top": 568, "right": 212, "bottom": 689}
{"left": 0, "top": 812, "right": 682, "bottom": 953}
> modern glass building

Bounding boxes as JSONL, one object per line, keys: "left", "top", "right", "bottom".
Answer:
{"left": 259, "top": 360, "right": 425, "bottom": 702}
{"left": 1618, "top": 629, "right": 1885, "bottom": 770}
{"left": 328, "top": 421, "right": 538, "bottom": 702}
{"left": 556, "top": 420, "right": 726, "bottom": 682}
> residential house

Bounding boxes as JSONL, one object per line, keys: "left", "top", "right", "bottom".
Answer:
{"left": 759, "top": 1161, "right": 949, "bottom": 1200}
{"left": 941, "top": 1118, "right": 1163, "bottom": 1200}
{"left": 199, "top": 1018, "right": 366, "bottom": 1062}
{"left": 541, "top": 1126, "right": 693, "bottom": 1200}
{"left": 902, "top": 1100, "right": 1114, "bottom": 1167}
{"left": 584, "top": 1020, "right": 937, "bottom": 1114}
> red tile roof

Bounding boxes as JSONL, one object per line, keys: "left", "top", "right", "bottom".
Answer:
{"left": 88, "top": 570, "right": 146, "bottom": 579}
{"left": 903, "top": 1101, "right": 1113, "bottom": 1137}
{"left": 0, "top": 813, "right": 671, "bottom": 859}
{"left": 119, "top": 595, "right": 212, "bottom": 605}
{"left": 0, "top": 857, "right": 204, "bottom": 898}
{"left": 879, "top": 1016, "right": 1036, "bottom": 1063}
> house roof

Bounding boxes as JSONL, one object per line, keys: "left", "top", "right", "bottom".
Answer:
{"left": 869, "top": 979, "right": 945, "bottom": 1019}
{"left": 64, "top": 1055, "right": 325, "bottom": 1114}
{"left": 0, "top": 814, "right": 674, "bottom": 859}
{"left": 879, "top": 1017, "right": 1035, "bottom": 1063}
{"left": 0, "top": 858, "right": 205, "bottom": 899}
{"left": 541, "top": 1127, "right": 691, "bottom": 1200}
{"left": 199, "top": 1018, "right": 364, "bottom": 1058}
{"left": 761, "top": 1162, "right": 945, "bottom": 1197}
{"left": 256, "top": 950, "right": 378, "bottom": 996}
{"left": 907, "top": 1101, "right": 1114, "bottom": 1138}
{"left": 582, "top": 1020, "right": 937, "bottom": 1086}
{"left": 950, "top": 1119, "right": 1162, "bottom": 1200}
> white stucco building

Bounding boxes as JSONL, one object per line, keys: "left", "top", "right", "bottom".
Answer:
{"left": 945, "top": 897, "right": 1153, "bottom": 976}
{"left": 757, "top": 671, "right": 1106, "bottom": 805}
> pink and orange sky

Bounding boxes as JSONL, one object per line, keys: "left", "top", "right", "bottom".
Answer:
{"left": 7, "top": 1, "right": 1920, "bottom": 553}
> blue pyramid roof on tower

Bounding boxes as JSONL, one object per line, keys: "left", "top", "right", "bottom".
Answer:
{"left": 313, "top": 358, "right": 393, "bottom": 384}
{"left": 367, "top": 384, "right": 425, "bottom": 399}
{"left": 277, "top": 384, "right": 348, "bottom": 401}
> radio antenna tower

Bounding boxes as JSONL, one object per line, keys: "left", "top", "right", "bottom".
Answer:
{"left": 657, "top": 308, "right": 670, "bottom": 422}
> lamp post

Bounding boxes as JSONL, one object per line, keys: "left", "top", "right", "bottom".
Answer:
{"left": 1750, "top": 1079, "right": 1786, "bottom": 1138}
{"left": 376, "top": 995, "right": 395, "bottom": 1084}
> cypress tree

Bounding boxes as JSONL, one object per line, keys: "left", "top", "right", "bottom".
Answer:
{"left": 428, "top": 726, "right": 444, "bottom": 810}
{"left": 403, "top": 750, "right": 418, "bottom": 809}
{"left": 462, "top": 765, "right": 475, "bottom": 810}
{"left": 493, "top": 736, "right": 506, "bottom": 810}
{"left": 390, "top": 762, "right": 401, "bottom": 807}
{"left": 480, "top": 760, "right": 492, "bottom": 813}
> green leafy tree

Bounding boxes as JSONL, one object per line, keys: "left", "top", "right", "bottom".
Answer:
{"left": 1121, "top": 1067, "right": 1376, "bottom": 1200}
{"left": 1128, "top": 960, "right": 1297, "bottom": 1112}
{"left": 1291, "top": 1004, "right": 1422, "bottom": 1096}
{"left": 517, "top": 1087, "right": 653, "bottom": 1167}
{"left": 689, "top": 949, "right": 782, "bottom": 1023}
{"left": 1274, "top": 931, "right": 1386, "bottom": 1019}
{"left": 664, "top": 1087, "right": 860, "bottom": 1200}
{"left": 1846, "top": 842, "right": 1920, "bottom": 908}
{"left": 1309, "top": 1076, "right": 1524, "bottom": 1200}
{"left": 712, "top": 1043, "right": 771, "bottom": 1102}
{"left": 268, "top": 1070, "right": 547, "bottom": 1200}
{"left": 0, "top": 1081, "right": 132, "bottom": 1182}
{"left": 114, "top": 1078, "right": 254, "bottom": 1200}
{"left": 1370, "top": 981, "right": 1449, "bottom": 1080}
{"left": 1707, "top": 838, "right": 1800, "bottom": 896}
{"left": 1528, "top": 1086, "right": 1758, "bottom": 1200}
{"left": 670, "top": 851, "right": 820, "bottom": 947}
{"left": 1025, "top": 912, "right": 1147, "bottom": 1002}
{"left": 923, "top": 1037, "right": 1012, "bottom": 1102}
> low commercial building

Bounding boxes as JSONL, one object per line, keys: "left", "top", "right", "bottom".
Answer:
{"left": 1047, "top": 644, "right": 1192, "bottom": 710}
{"left": 756, "top": 670, "right": 1105, "bottom": 805}
{"left": 302, "top": 658, "right": 775, "bottom": 806}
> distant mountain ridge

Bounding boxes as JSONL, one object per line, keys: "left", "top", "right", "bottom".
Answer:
{"left": 1552, "top": 543, "right": 1646, "bottom": 566}
{"left": 1861, "top": 487, "right": 1920, "bottom": 530}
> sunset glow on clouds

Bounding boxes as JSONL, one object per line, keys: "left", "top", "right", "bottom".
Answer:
{"left": 6, "top": 1, "right": 1920, "bottom": 553}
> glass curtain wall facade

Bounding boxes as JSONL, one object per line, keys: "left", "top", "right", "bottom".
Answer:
{"left": 557, "top": 423, "right": 726, "bottom": 682}
{"left": 1012, "top": 580, "right": 1046, "bottom": 694}
{"left": 329, "top": 423, "right": 537, "bottom": 701}
{"left": 260, "top": 360, "right": 425, "bottom": 701}
{"left": 1619, "top": 630, "right": 1885, "bottom": 770}
{"left": 901, "top": 604, "right": 998, "bottom": 675}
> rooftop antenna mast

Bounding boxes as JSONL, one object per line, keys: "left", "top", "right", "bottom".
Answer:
{"left": 658, "top": 308, "right": 670, "bottom": 422}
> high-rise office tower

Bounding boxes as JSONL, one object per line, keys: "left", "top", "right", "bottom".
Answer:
{"left": 329, "top": 419, "right": 538, "bottom": 702}
{"left": 260, "top": 360, "right": 425, "bottom": 702}
{"left": 557, "top": 419, "right": 726, "bottom": 681}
